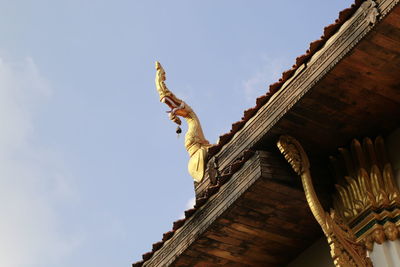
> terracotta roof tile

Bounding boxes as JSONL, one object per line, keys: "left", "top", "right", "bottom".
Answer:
{"left": 194, "top": 196, "right": 207, "bottom": 209}
{"left": 184, "top": 208, "right": 196, "bottom": 218}
{"left": 142, "top": 252, "right": 154, "bottom": 261}
{"left": 132, "top": 260, "right": 143, "bottom": 267}
{"left": 162, "top": 230, "right": 175, "bottom": 242}
{"left": 243, "top": 107, "right": 257, "bottom": 120}
{"left": 324, "top": 23, "right": 339, "bottom": 37}
{"left": 295, "top": 54, "right": 308, "bottom": 66}
{"left": 152, "top": 241, "right": 164, "bottom": 251}
{"left": 172, "top": 219, "right": 186, "bottom": 231}
{"left": 231, "top": 120, "right": 245, "bottom": 132}
{"left": 205, "top": 184, "right": 220, "bottom": 196}
{"left": 282, "top": 68, "right": 296, "bottom": 81}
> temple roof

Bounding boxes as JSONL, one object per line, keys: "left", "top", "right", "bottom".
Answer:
{"left": 134, "top": 0, "right": 400, "bottom": 266}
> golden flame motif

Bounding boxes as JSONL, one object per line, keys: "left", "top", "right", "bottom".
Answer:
{"left": 331, "top": 137, "right": 400, "bottom": 250}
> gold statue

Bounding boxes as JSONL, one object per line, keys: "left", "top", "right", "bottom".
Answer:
{"left": 155, "top": 61, "right": 211, "bottom": 182}
{"left": 277, "top": 135, "right": 372, "bottom": 267}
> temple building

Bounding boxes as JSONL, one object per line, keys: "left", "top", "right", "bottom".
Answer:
{"left": 134, "top": 0, "right": 400, "bottom": 266}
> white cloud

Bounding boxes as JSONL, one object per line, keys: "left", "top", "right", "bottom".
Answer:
{"left": 242, "top": 56, "right": 289, "bottom": 104}
{"left": 0, "top": 57, "right": 80, "bottom": 267}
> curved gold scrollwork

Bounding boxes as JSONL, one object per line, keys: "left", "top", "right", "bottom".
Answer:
{"left": 278, "top": 135, "right": 372, "bottom": 267}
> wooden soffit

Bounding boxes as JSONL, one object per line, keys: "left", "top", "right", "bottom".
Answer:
{"left": 145, "top": 151, "right": 321, "bottom": 266}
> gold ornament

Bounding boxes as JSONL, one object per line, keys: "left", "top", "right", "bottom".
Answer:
{"left": 331, "top": 137, "right": 400, "bottom": 251}
{"left": 278, "top": 135, "right": 372, "bottom": 267}
{"left": 155, "top": 62, "right": 211, "bottom": 182}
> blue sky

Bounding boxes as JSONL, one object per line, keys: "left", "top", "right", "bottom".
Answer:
{"left": 0, "top": 1, "right": 353, "bottom": 266}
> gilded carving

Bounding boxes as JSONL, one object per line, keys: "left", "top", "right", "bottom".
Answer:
{"left": 331, "top": 136, "right": 400, "bottom": 251}
{"left": 155, "top": 62, "right": 211, "bottom": 182}
{"left": 278, "top": 135, "right": 372, "bottom": 267}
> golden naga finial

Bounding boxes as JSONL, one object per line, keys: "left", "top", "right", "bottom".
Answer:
{"left": 155, "top": 61, "right": 211, "bottom": 182}
{"left": 277, "top": 135, "right": 372, "bottom": 267}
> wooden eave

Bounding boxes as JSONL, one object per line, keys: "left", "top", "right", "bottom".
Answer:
{"left": 171, "top": 151, "right": 326, "bottom": 266}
